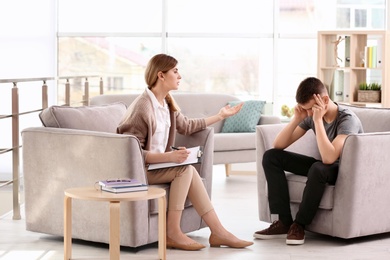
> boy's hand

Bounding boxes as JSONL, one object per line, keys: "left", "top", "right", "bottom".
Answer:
{"left": 293, "top": 105, "right": 308, "bottom": 122}
{"left": 312, "top": 94, "right": 326, "bottom": 122}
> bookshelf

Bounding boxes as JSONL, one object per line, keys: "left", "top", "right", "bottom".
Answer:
{"left": 317, "top": 30, "right": 390, "bottom": 108}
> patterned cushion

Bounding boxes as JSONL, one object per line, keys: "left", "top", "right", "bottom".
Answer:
{"left": 221, "top": 100, "right": 265, "bottom": 133}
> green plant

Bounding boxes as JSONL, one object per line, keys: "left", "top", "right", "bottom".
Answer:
{"left": 358, "top": 82, "right": 381, "bottom": 91}
{"left": 359, "top": 82, "right": 369, "bottom": 90}
{"left": 370, "top": 82, "right": 381, "bottom": 91}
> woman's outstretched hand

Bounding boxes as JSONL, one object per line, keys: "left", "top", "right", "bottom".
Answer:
{"left": 218, "top": 102, "right": 244, "bottom": 119}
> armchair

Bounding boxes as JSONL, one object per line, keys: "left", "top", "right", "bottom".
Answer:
{"left": 256, "top": 104, "right": 390, "bottom": 239}
{"left": 22, "top": 102, "right": 214, "bottom": 247}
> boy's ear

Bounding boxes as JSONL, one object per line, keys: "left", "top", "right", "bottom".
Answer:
{"left": 323, "top": 95, "right": 329, "bottom": 104}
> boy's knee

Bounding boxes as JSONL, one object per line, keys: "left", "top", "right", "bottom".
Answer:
{"left": 263, "top": 148, "right": 283, "bottom": 165}
{"left": 307, "top": 162, "right": 328, "bottom": 181}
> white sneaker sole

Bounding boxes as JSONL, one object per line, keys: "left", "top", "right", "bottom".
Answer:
{"left": 253, "top": 233, "right": 286, "bottom": 239}
{"left": 286, "top": 238, "right": 305, "bottom": 245}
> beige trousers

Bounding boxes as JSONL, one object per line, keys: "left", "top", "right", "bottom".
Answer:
{"left": 147, "top": 165, "right": 213, "bottom": 216}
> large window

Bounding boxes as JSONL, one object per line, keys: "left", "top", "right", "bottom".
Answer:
{"left": 57, "top": 0, "right": 386, "bottom": 115}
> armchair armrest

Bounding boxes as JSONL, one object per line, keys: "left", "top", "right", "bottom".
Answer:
{"left": 331, "top": 132, "right": 390, "bottom": 238}
{"left": 259, "top": 115, "right": 282, "bottom": 125}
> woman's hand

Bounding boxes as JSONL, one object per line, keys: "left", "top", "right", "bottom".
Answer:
{"left": 169, "top": 147, "right": 190, "bottom": 163}
{"left": 218, "top": 102, "right": 244, "bottom": 119}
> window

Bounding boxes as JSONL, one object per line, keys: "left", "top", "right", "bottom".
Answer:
{"left": 57, "top": 0, "right": 387, "bottom": 115}
{"left": 336, "top": 0, "right": 386, "bottom": 28}
{"left": 107, "top": 77, "right": 123, "bottom": 91}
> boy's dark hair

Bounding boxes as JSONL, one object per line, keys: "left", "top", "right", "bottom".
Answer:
{"left": 295, "top": 77, "right": 328, "bottom": 104}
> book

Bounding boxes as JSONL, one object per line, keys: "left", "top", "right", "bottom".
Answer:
{"left": 101, "top": 184, "right": 148, "bottom": 193}
{"left": 376, "top": 38, "right": 383, "bottom": 68}
{"left": 344, "top": 36, "right": 350, "bottom": 67}
{"left": 331, "top": 70, "right": 344, "bottom": 102}
{"left": 148, "top": 146, "right": 203, "bottom": 170}
{"left": 99, "top": 178, "right": 142, "bottom": 187}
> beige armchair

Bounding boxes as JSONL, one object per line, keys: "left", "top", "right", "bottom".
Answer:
{"left": 256, "top": 104, "right": 390, "bottom": 239}
{"left": 22, "top": 102, "right": 214, "bottom": 247}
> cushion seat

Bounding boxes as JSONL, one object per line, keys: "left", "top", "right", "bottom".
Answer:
{"left": 286, "top": 173, "right": 334, "bottom": 210}
{"left": 214, "top": 132, "right": 255, "bottom": 152}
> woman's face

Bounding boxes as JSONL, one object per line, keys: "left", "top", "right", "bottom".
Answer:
{"left": 161, "top": 67, "right": 181, "bottom": 91}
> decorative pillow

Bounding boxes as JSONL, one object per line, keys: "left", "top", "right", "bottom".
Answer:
{"left": 221, "top": 100, "right": 265, "bottom": 133}
{"left": 39, "top": 102, "right": 127, "bottom": 133}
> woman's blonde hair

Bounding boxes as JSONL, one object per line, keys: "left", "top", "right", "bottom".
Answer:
{"left": 145, "top": 54, "right": 180, "bottom": 112}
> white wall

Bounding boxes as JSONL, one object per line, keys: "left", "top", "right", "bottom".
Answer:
{"left": 0, "top": 0, "right": 57, "bottom": 179}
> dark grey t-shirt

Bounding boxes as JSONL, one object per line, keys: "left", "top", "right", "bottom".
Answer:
{"left": 299, "top": 103, "right": 364, "bottom": 142}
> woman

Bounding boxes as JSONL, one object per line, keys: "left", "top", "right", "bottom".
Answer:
{"left": 117, "top": 54, "right": 253, "bottom": 251}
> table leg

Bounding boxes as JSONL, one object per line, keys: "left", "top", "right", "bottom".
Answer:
{"left": 109, "top": 201, "right": 120, "bottom": 260}
{"left": 158, "top": 196, "right": 167, "bottom": 260}
{"left": 64, "top": 196, "right": 72, "bottom": 260}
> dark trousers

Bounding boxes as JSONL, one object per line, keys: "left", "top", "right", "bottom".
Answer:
{"left": 263, "top": 148, "right": 339, "bottom": 225}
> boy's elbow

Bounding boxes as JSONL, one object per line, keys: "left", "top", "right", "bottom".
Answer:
{"left": 321, "top": 156, "right": 338, "bottom": 165}
{"left": 273, "top": 144, "right": 284, "bottom": 150}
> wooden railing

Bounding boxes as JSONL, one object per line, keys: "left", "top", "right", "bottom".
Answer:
{"left": 0, "top": 76, "right": 102, "bottom": 220}
{"left": 58, "top": 76, "right": 103, "bottom": 106}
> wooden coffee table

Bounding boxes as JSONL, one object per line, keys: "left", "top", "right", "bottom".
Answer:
{"left": 64, "top": 186, "right": 166, "bottom": 260}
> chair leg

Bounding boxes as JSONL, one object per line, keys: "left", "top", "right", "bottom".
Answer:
{"left": 225, "top": 164, "right": 231, "bottom": 177}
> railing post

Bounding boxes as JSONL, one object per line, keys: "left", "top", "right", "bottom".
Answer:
{"left": 99, "top": 77, "right": 104, "bottom": 95}
{"left": 84, "top": 77, "right": 89, "bottom": 106}
{"left": 42, "top": 80, "right": 48, "bottom": 109}
{"left": 11, "top": 82, "right": 21, "bottom": 220}
{"left": 65, "top": 79, "right": 70, "bottom": 106}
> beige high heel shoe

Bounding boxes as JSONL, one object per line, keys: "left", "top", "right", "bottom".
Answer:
{"left": 209, "top": 233, "right": 253, "bottom": 248}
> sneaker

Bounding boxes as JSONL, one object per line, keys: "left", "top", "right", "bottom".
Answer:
{"left": 286, "top": 222, "right": 305, "bottom": 245}
{"left": 253, "top": 220, "right": 290, "bottom": 239}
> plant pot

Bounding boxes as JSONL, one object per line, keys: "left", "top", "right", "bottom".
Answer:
{"left": 357, "top": 90, "right": 381, "bottom": 103}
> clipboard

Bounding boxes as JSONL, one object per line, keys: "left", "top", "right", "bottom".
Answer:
{"left": 148, "top": 146, "right": 203, "bottom": 170}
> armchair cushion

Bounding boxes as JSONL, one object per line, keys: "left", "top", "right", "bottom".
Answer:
{"left": 39, "top": 102, "right": 127, "bottom": 133}
{"left": 221, "top": 100, "right": 265, "bottom": 133}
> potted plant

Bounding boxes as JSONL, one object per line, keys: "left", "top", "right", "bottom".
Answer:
{"left": 357, "top": 82, "right": 381, "bottom": 103}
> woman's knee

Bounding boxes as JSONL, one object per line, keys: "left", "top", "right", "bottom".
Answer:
{"left": 176, "top": 165, "right": 194, "bottom": 178}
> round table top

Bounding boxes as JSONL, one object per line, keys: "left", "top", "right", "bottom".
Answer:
{"left": 64, "top": 186, "right": 166, "bottom": 202}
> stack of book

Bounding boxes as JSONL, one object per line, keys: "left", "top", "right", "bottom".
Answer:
{"left": 98, "top": 178, "right": 148, "bottom": 193}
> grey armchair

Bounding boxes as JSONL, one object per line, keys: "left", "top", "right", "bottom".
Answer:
{"left": 22, "top": 102, "right": 214, "bottom": 247}
{"left": 256, "top": 104, "right": 390, "bottom": 239}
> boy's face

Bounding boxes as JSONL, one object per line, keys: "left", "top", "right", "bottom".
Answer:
{"left": 299, "top": 99, "right": 316, "bottom": 117}
{"left": 298, "top": 95, "right": 329, "bottom": 117}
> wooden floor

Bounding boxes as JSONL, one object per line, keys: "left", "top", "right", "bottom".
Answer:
{"left": 1, "top": 165, "right": 390, "bottom": 260}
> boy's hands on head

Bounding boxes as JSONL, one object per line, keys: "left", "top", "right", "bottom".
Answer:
{"left": 293, "top": 104, "right": 308, "bottom": 122}
{"left": 312, "top": 94, "right": 327, "bottom": 122}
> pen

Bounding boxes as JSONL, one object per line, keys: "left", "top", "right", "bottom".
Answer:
{"left": 170, "top": 146, "right": 180, "bottom": 150}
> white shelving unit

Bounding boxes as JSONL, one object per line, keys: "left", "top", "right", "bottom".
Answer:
{"left": 317, "top": 30, "right": 390, "bottom": 107}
